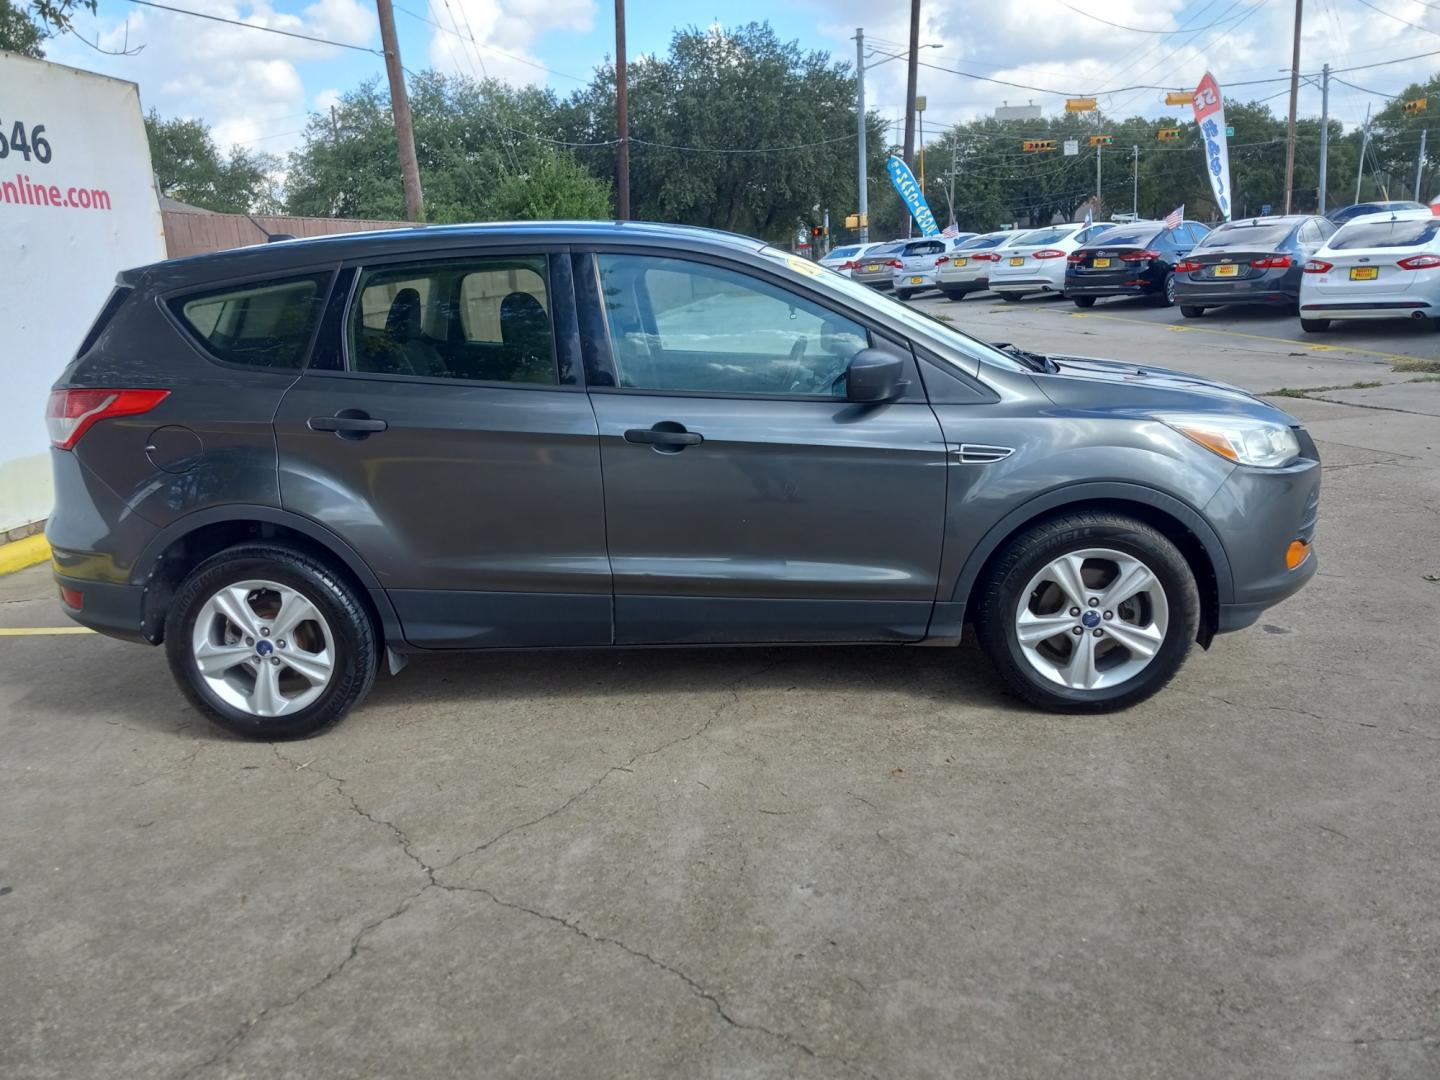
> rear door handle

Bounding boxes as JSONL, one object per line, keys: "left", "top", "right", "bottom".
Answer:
{"left": 309, "top": 412, "right": 388, "bottom": 438}
{"left": 624, "top": 423, "right": 703, "bottom": 450}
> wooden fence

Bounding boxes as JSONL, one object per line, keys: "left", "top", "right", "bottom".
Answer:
{"left": 162, "top": 211, "right": 409, "bottom": 260}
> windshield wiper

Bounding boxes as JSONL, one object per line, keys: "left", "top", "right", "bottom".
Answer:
{"left": 990, "top": 342, "right": 1059, "bottom": 374}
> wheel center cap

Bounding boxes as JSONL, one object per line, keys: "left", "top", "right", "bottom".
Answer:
{"left": 1081, "top": 610, "right": 1101, "bottom": 629}
{"left": 255, "top": 639, "right": 274, "bottom": 657}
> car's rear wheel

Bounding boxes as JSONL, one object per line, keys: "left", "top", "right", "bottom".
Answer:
{"left": 164, "top": 545, "right": 378, "bottom": 739}
{"left": 1300, "top": 317, "right": 1330, "bottom": 333}
{"left": 895, "top": 288, "right": 913, "bottom": 301}
{"left": 999, "top": 292, "right": 1023, "bottom": 302}
{"left": 1157, "top": 272, "right": 1177, "bottom": 306}
{"left": 1180, "top": 304, "right": 1205, "bottom": 318}
{"left": 940, "top": 288, "right": 966, "bottom": 301}
{"left": 974, "top": 512, "right": 1200, "bottom": 712}
{"left": 1072, "top": 295, "right": 1096, "bottom": 308}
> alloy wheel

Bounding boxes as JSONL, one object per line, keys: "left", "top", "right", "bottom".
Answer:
{"left": 1013, "top": 548, "right": 1170, "bottom": 691}
{"left": 190, "top": 579, "right": 336, "bottom": 718}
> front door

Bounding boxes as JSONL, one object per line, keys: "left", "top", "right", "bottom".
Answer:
{"left": 274, "top": 251, "right": 611, "bottom": 648}
{"left": 577, "top": 251, "right": 947, "bottom": 645}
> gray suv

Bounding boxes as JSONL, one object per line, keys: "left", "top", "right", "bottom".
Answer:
{"left": 47, "top": 222, "right": 1320, "bottom": 738}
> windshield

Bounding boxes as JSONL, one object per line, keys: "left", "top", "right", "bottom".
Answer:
{"left": 826, "top": 245, "right": 862, "bottom": 259}
{"left": 756, "top": 245, "right": 1033, "bottom": 373}
{"left": 1331, "top": 219, "right": 1440, "bottom": 249}
{"left": 958, "top": 234, "right": 1009, "bottom": 251}
{"left": 1015, "top": 226, "right": 1077, "bottom": 246}
{"left": 1088, "top": 224, "right": 1162, "bottom": 247}
{"left": 1198, "top": 221, "right": 1296, "bottom": 248}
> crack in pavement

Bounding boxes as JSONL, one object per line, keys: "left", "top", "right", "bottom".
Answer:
{"left": 183, "top": 664, "right": 787, "bottom": 1077}
{"left": 436, "top": 879, "right": 883, "bottom": 1080}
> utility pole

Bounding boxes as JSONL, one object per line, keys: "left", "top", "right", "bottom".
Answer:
{"left": 375, "top": 0, "right": 424, "bottom": 223}
{"left": 900, "top": 0, "right": 920, "bottom": 237}
{"left": 1355, "top": 103, "right": 1371, "bottom": 202}
{"left": 1318, "top": 63, "right": 1330, "bottom": 213}
{"left": 1132, "top": 144, "right": 1139, "bottom": 217}
{"left": 854, "top": 28, "right": 868, "bottom": 242}
{"left": 614, "top": 0, "right": 630, "bottom": 220}
{"left": 1282, "top": 0, "right": 1303, "bottom": 214}
{"left": 1096, "top": 141, "right": 1102, "bottom": 215}
{"left": 1417, "top": 129, "right": 1429, "bottom": 201}
{"left": 918, "top": 102, "right": 926, "bottom": 194}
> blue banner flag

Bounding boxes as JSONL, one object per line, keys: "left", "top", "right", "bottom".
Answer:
{"left": 885, "top": 155, "right": 940, "bottom": 236}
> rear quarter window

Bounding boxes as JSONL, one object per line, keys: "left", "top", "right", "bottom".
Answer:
{"left": 172, "top": 273, "right": 332, "bottom": 369}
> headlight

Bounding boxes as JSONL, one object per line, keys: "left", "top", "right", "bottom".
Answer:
{"left": 1160, "top": 414, "right": 1301, "bottom": 467}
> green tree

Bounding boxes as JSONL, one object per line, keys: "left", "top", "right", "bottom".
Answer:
{"left": 145, "top": 111, "right": 279, "bottom": 213}
{"left": 0, "top": 0, "right": 47, "bottom": 56}
{"left": 489, "top": 145, "right": 611, "bottom": 220}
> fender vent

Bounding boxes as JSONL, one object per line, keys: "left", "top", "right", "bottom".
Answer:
{"left": 952, "top": 444, "right": 1015, "bottom": 464}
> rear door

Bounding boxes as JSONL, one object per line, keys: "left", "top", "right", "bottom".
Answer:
{"left": 273, "top": 248, "right": 612, "bottom": 648}
{"left": 576, "top": 249, "right": 947, "bottom": 645}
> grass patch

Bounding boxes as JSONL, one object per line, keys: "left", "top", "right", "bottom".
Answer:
{"left": 1391, "top": 356, "right": 1440, "bottom": 374}
{"left": 1264, "top": 380, "right": 1384, "bottom": 397}
{"left": 1410, "top": 374, "right": 1440, "bottom": 383}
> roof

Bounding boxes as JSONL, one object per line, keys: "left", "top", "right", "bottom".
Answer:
{"left": 123, "top": 219, "right": 768, "bottom": 289}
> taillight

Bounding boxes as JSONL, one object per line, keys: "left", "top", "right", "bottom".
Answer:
{"left": 60, "top": 586, "right": 84, "bottom": 611}
{"left": 1174, "top": 260, "right": 1202, "bottom": 273}
{"left": 888, "top": 259, "right": 903, "bottom": 268}
{"left": 1302, "top": 259, "right": 1332, "bottom": 274}
{"left": 971, "top": 252, "right": 998, "bottom": 262}
{"left": 1067, "top": 252, "right": 1086, "bottom": 265}
{"left": 1397, "top": 254, "right": 1440, "bottom": 270}
{"left": 936, "top": 255, "right": 949, "bottom": 265}
{"left": 1120, "top": 250, "right": 1160, "bottom": 262}
{"left": 46, "top": 388, "right": 169, "bottom": 450}
{"left": 839, "top": 261, "right": 857, "bottom": 271}
{"left": 1251, "top": 254, "right": 1293, "bottom": 269}
{"left": 1032, "top": 249, "right": 1065, "bottom": 259}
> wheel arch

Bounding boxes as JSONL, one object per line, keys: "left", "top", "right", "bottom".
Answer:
{"left": 949, "top": 483, "right": 1233, "bottom": 648}
{"left": 131, "top": 505, "right": 402, "bottom": 647}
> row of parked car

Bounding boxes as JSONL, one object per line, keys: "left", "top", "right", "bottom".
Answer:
{"left": 826, "top": 199, "right": 1440, "bottom": 333}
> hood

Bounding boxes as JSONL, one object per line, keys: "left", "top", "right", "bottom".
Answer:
{"left": 1030, "top": 353, "right": 1296, "bottom": 421}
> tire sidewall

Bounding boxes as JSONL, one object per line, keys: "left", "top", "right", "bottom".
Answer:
{"left": 165, "top": 549, "right": 375, "bottom": 739}
{"left": 984, "top": 519, "right": 1199, "bottom": 710}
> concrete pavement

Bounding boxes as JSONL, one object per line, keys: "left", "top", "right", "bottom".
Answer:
{"left": 3, "top": 308, "right": 1438, "bottom": 1079}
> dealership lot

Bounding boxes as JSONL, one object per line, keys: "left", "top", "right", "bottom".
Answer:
{"left": 3, "top": 297, "right": 1438, "bottom": 1079}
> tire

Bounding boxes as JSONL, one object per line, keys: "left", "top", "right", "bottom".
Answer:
{"left": 1156, "top": 272, "right": 1177, "bottom": 307}
{"left": 940, "top": 288, "right": 966, "bottom": 301}
{"left": 973, "top": 512, "right": 1201, "bottom": 713}
{"left": 164, "top": 544, "right": 379, "bottom": 739}
{"left": 895, "top": 289, "right": 913, "bottom": 301}
{"left": 1300, "top": 317, "right": 1330, "bottom": 333}
{"left": 999, "top": 292, "right": 1023, "bottom": 303}
{"left": 1072, "top": 295, "right": 1096, "bottom": 308}
{"left": 1180, "top": 305, "right": 1205, "bottom": 319}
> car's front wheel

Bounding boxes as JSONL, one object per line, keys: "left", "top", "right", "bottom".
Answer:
{"left": 164, "top": 545, "right": 378, "bottom": 739}
{"left": 973, "top": 512, "right": 1200, "bottom": 712}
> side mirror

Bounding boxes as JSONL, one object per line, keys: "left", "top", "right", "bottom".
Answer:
{"left": 846, "top": 348, "right": 907, "bottom": 403}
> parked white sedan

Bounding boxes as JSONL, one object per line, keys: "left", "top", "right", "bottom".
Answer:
{"left": 988, "top": 221, "right": 1115, "bottom": 300}
{"left": 891, "top": 235, "right": 977, "bottom": 299}
{"left": 935, "top": 230, "right": 1026, "bottom": 299}
{"left": 1300, "top": 208, "right": 1440, "bottom": 332}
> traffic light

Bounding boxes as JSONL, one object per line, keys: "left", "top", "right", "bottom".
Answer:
{"left": 1404, "top": 98, "right": 1428, "bottom": 115}
{"left": 1165, "top": 91, "right": 1195, "bottom": 106}
{"left": 1023, "top": 139, "right": 1058, "bottom": 152}
{"left": 1156, "top": 128, "right": 1183, "bottom": 142}
{"left": 810, "top": 225, "right": 824, "bottom": 238}
{"left": 1089, "top": 135, "right": 1113, "bottom": 147}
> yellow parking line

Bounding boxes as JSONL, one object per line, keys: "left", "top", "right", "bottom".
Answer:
{"left": 0, "top": 627, "right": 95, "bottom": 636}
{"left": 1050, "top": 309, "right": 1422, "bottom": 363}
{"left": 0, "top": 534, "right": 50, "bottom": 576}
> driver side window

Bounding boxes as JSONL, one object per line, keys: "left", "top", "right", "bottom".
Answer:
{"left": 596, "top": 254, "right": 870, "bottom": 396}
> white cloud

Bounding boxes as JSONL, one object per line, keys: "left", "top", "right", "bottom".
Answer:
{"left": 425, "top": 0, "right": 594, "bottom": 86}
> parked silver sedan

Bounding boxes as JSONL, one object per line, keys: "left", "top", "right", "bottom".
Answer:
{"left": 849, "top": 242, "right": 906, "bottom": 289}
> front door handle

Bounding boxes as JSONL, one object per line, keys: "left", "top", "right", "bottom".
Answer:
{"left": 624, "top": 422, "right": 703, "bottom": 452}
{"left": 309, "top": 410, "right": 388, "bottom": 439}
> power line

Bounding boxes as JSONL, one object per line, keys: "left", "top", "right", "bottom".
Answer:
{"left": 122, "top": 0, "right": 384, "bottom": 55}
{"left": 1053, "top": 0, "right": 1250, "bottom": 34}
{"left": 392, "top": 4, "right": 588, "bottom": 82}
{"left": 1349, "top": 0, "right": 1440, "bottom": 38}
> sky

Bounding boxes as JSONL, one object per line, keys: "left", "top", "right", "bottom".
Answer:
{"left": 46, "top": 0, "right": 1440, "bottom": 161}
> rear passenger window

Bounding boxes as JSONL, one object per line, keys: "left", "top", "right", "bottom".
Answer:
{"left": 175, "top": 274, "right": 329, "bottom": 369}
{"left": 348, "top": 257, "right": 557, "bottom": 384}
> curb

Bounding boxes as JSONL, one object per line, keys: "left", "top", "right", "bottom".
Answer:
{"left": 0, "top": 534, "right": 51, "bottom": 577}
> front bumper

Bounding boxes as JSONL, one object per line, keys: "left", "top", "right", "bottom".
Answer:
{"left": 1205, "top": 440, "right": 1321, "bottom": 635}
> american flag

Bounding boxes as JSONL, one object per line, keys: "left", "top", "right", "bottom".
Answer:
{"left": 1164, "top": 204, "right": 1185, "bottom": 229}
{"left": 942, "top": 222, "right": 960, "bottom": 237}
{"left": 1083, "top": 206, "right": 1093, "bottom": 228}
